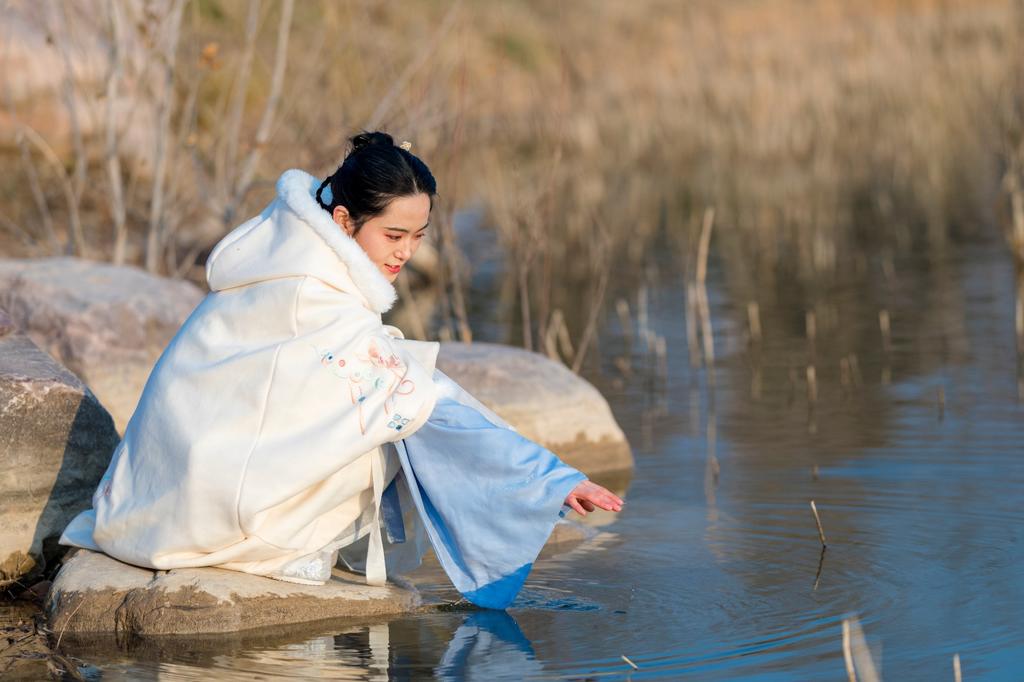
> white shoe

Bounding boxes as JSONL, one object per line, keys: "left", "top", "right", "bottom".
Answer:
{"left": 267, "top": 549, "right": 339, "bottom": 585}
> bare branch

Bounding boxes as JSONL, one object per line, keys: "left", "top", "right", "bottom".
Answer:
{"left": 365, "top": 0, "right": 460, "bottom": 130}
{"left": 233, "top": 0, "right": 294, "bottom": 208}
{"left": 16, "top": 134, "right": 59, "bottom": 254}
{"left": 51, "top": 2, "right": 87, "bottom": 203}
{"left": 145, "top": 0, "right": 186, "bottom": 273}
{"left": 17, "top": 125, "right": 85, "bottom": 257}
{"left": 105, "top": 0, "right": 128, "bottom": 264}
{"left": 0, "top": 212, "right": 37, "bottom": 250}
{"left": 220, "top": 0, "right": 261, "bottom": 205}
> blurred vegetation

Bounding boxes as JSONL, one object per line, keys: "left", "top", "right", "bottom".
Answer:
{"left": 1, "top": 0, "right": 1022, "bottom": 351}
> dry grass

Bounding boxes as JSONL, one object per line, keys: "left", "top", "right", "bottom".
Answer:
{"left": 1, "top": 0, "right": 1021, "bottom": 345}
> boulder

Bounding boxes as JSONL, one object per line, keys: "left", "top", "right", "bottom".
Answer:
{"left": 437, "top": 342, "right": 634, "bottom": 477}
{"left": 0, "top": 309, "right": 119, "bottom": 590}
{"left": 0, "top": 257, "right": 204, "bottom": 433}
{"left": 46, "top": 550, "right": 420, "bottom": 638}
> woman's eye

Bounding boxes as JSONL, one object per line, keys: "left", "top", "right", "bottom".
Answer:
{"left": 414, "top": 233, "right": 425, "bottom": 240}
{"left": 387, "top": 235, "right": 402, "bottom": 242}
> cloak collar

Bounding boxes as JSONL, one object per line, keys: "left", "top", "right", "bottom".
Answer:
{"left": 276, "top": 169, "right": 398, "bottom": 314}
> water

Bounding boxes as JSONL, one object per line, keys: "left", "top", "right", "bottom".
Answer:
{"left": 66, "top": 236, "right": 1024, "bottom": 679}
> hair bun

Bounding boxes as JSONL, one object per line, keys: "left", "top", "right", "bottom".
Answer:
{"left": 350, "top": 131, "right": 395, "bottom": 151}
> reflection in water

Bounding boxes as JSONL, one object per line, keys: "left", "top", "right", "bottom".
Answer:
{"left": 434, "top": 611, "right": 541, "bottom": 681}
{"left": 79, "top": 610, "right": 542, "bottom": 681}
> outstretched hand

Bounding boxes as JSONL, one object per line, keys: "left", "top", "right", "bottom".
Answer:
{"left": 564, "top": 480, "right": 624, "bottom": 516}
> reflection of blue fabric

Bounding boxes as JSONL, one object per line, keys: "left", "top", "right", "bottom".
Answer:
{"left": 435, "top": 611, "right": 542, "bottom": 681}
{"left": 395, "top": 397, "right": 586, "bottom": 609}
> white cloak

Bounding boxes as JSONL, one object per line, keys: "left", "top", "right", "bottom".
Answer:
{"left": 61, "top": 169, "right": 439, "bottom": 585}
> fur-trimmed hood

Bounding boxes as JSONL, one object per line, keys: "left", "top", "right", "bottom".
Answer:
{"left": 205, "top": 169, "right": 398, "bottom": 313}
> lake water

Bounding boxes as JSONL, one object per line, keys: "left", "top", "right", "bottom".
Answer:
{"left": 67, "top": 234, "right": 1024, "bottom": 679}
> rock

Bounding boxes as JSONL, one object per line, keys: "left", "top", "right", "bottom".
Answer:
{"left": 46, "top": 550, "right": 420, "bottom": 637}
{"left": 0, "top": 257, "right": 203, "bottom": 433}
{"left": 0, "top": 309, "right": 119, "bottom": 590}
{"left": 436, "top": 342, "right": 634, "bottom": 477}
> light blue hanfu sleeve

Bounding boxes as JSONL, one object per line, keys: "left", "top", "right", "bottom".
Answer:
{"left": 391, "top": 370, "right": 587, "bottom": 609}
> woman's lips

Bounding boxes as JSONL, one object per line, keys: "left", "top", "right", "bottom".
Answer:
{"left": 384, "top": 264, "right": 401, "bottom": 274}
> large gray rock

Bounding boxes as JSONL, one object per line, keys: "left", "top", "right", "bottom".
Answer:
{"left": 0, "top": 309, "right": 119, "bottom": 589}
{"left": 437, "top": 342, "right": 633, "bottom": 476}
{"left": 47, "top": 550, "right": 420, "bottom": 637}
{"left": 0, "top": 257, "right": 203, "bottom": 433}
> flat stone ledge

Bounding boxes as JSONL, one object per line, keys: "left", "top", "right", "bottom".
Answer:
{"left": 46, "top": 550, "right": 420, "bottom": 638}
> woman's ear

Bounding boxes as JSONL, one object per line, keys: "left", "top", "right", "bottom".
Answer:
{"left": 332, "top": 206, "right": 355, "bottom": 236}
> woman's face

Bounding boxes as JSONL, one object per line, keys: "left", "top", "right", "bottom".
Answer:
{"left": 333, "top": 193, "right": 430, "bottom": 282}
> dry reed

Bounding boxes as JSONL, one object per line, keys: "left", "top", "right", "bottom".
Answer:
{"left": 810, "top": 500, "right": 827, "bottom": 548}
{"left": 2, "top": 0, "right": 1021, "bottom": 351}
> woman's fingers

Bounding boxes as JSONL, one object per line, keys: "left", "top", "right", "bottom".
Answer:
{"left": 564, "top": 481, "right": 625, "bottom": 515}
{"left": 567, "top": 496, "right": 588, "bottom": 516}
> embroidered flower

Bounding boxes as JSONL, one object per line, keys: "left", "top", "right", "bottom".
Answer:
{"left": 315, "top": 338, "right": 416, "bottom": 435}
{"left": 388, "top": 414, "right": 411, "bottom": 431}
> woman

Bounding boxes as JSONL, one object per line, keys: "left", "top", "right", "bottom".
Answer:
{"left": 61, "top": 132, "right": 622, "bottom": 608}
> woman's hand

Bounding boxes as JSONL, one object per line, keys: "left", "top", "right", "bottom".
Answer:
{"left": 564, "top": 480, "right": 624, "bottom": 516}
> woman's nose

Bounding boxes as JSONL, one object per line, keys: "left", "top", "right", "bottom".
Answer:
{"left": 395, "top": 240, "right": 412, "bottom": 261}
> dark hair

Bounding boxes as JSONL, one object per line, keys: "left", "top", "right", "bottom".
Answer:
{"left": 316, "top": 131, "right": 437, "bottom": 233}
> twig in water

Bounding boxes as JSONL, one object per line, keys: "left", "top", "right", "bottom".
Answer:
{"left": 842, "top": 620, "right": 857, "bottom": 682}
{"left": 621, "top": 655, "right": 640, "bottom": 670}
{"left": 616, "top": 298, "right": 634, "bottom": 348}
{"left": 953, "top": 653, "right": 962, "bottom": 682}
{"left": 806, "top": 366, "right": 818, "bottom": 404}
{"left": 555, "top": 312, "right": 575, "bottom": 360}
{"left": 879, "top": 309, "right": 892, "bottom": 353}
{"left": 686, "top": 283, "right": 701, "bottom": 367}
{"left": 810, "top": 500, "right": 827, "bottom": 548}
{"left": 806, "top": 310, "right": 817, "bottom": 360}
{"left": 747, "top": 301, "right": 762, "bottom": 344}
{"left": 840, "top": 356, "right": 851, "bottom": 389}
{"left": 654, "top": 335, "right": 668, "bottom": 380}
{"left": 1017, "top": 278, "right": 1024, "bottom": 355}
{"left": 844, "top": 617, "right": 880, "bottom": 682}
{"left": 813, "top": 546, "right": 826, "bottom": 590}
{"left": 849, "top": 353, "right": 863, "bottom": 387}
{"left": 695, "top": 207, "right": 714, "bottom": 287}
{"left": 694, "top": 208, "right": 716, "bottom": 383}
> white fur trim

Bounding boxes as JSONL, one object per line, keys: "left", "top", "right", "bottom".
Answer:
{"left": 276, "top": 169, "right": 398, "bottom": 313}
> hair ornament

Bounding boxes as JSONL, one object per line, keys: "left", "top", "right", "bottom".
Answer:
{"left": 399, "top": 140, "right": 412, "bottom": 151}
{"left": 316, "top": 176, "right": 334, "bottom": 207}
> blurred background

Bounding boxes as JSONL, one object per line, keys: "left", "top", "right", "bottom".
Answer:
{"left": 4, "top": 0, "right": 1024, "bottom": 678}
{"left": 3, "top": 0, "right": 1022, "bottom": 352}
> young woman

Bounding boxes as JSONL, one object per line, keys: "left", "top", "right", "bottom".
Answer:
{"left": 61, "top": 132, "right": 622, "bottom": 608}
